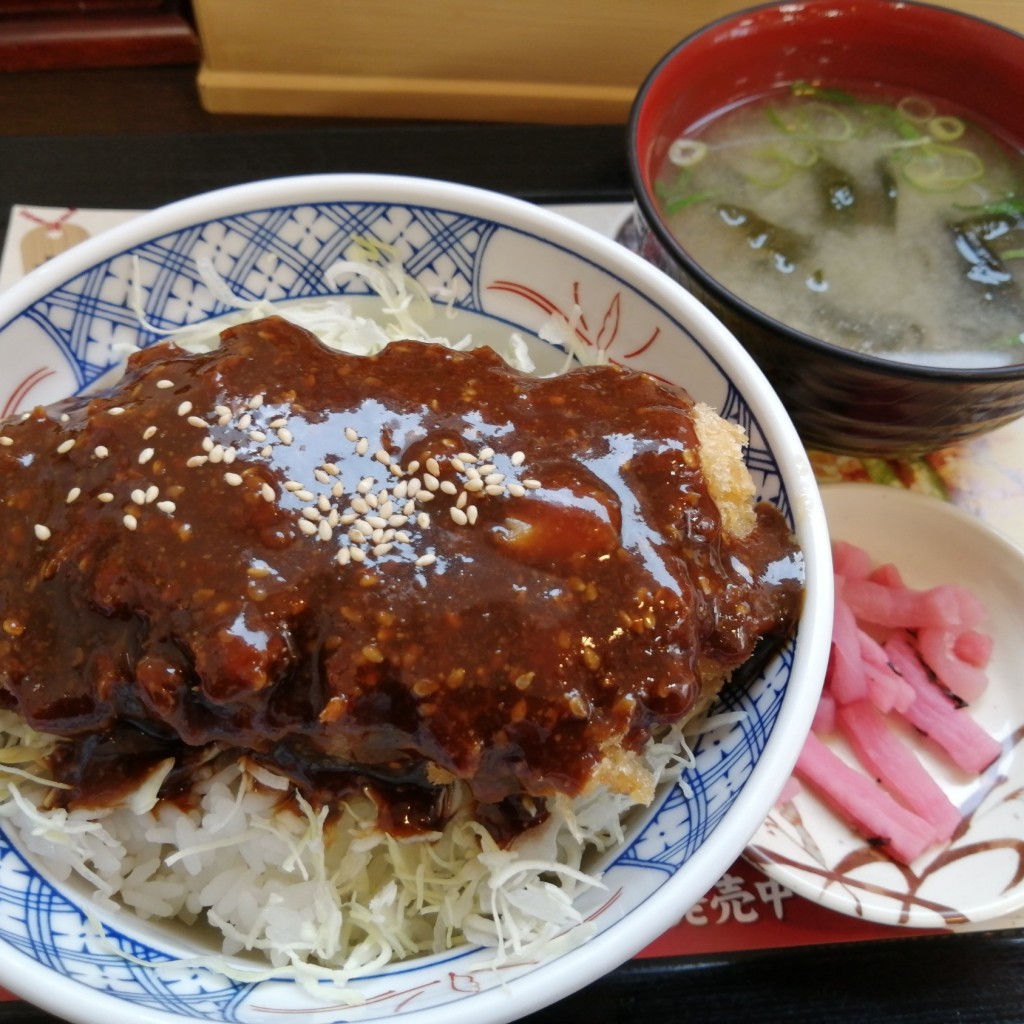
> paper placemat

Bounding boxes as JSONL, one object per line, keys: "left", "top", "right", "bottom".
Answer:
{"left": 2, "top": 203, "right": 1023, "bottom": 973}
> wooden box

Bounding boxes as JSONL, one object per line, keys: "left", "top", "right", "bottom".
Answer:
{"left": 193, "top": 0, "right": 1024, "bottom": 124}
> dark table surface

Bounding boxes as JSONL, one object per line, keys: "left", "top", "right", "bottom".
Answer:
{"left": 2, "top": 63, "right": 1024, "bottom": 1024}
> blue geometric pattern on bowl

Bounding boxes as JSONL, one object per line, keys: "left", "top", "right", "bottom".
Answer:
{"left": 0, "top": 198, "right": 795, "bottom": 1022}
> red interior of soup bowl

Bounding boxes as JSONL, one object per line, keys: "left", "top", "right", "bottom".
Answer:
{"left": 633, "top": 0, "right": 1024, "bottom": 194}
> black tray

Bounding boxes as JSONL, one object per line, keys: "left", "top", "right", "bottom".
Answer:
{"left": 2, "top": 114, "right": 1023, "bottom": 1024}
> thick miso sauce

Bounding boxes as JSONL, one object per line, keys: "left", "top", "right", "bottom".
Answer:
{"left": 655, "top": 83, "right": 1024, "bottom": 367}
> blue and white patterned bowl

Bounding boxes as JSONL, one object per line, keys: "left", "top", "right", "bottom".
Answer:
{"left": 0, "top": 175, "right": 831, "bottom": 1024}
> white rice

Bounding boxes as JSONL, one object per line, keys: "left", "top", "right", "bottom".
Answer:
{"left": 0, "top": 710, "right": 695, "bottom": 983}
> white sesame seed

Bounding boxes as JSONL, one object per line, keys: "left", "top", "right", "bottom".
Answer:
{"left": 396, "top": 530, "right": 412, "bottom": 543}
{"left": 479, "top": 447, "right": 495, "bottom": 460}
{"left": 508, "top": 483, "right": 526, "bottom": 497}
{"left": 0, "top": 436, "right": 12, "bottom": 446}
{"left": 250, "top": 430, "right": 267, "bottom": 443}
{"left": 417, "top": 511, "right": 431, "bottom": 529}
{"left": 484, "top": 484, "right": 504, "bottom": 496}
{"left": 426, "top": 457, "right": 441, "bottom": 477}
{"left": 344, "top": 426, "right": 359, "bottom": 443}
{"left": 388, "top": 462, "right": 403, "bottom": 477}
{"left": 464, "top": 478, "right": 484, "bottom": 492}
{"left": 277, "top": 427, "right": 293, "bottom": 446}
{"left": 348, "top": 527, "right": 366, "bottom": 544}
{"left": 224, "top": 472, "right": 243, "bottom": 487}
{"left": 402, "top": 500, "right": 416, "bottom": 516}
{"left": 450, "top": 507, "right": 469, "bottom": 526}
{"left": 248, "top": 393, "right": 265, "bottom": 409}
{"left": 405, "top": 478, "right": 420, "bottom": 498}
{"left": 237, "top": 413, "right": 252, "bottom": 430}
{"left": 260, "top": 446, "right": 273, "bottom": 458}
{"left": 351, "top": 497, "right": 370, "bottom": 515}
{"left": 327, "top": 509, "right": 340, "bottom": 527}
{"left": 215, "top": 405, "right": 231, "bottom": 418}
{"left": 370, "top": 527, "right": 385, "bottom": 544}
{"left": 407, "top": 460, "right": 421, "bottom": 474}
{"left": 33, "top": 523, "right": 51, "bottom": 541}
{"left": 60, "top": 414, "right": 70, "bottom": 423}
{"left": 332, "top": 482, "right": 346, "bottom": 499}
{"left": 157, "top": 500, "right": 176, "bottom": 514}
{"left": 97, "top": 492, "right": 114, "bottom": 503}
{"left": 284, "top": 480, "right": 303, "bottom": 491}
{"left": 94, "top": 445, "right": 109, "bottom": 459}
{"left": 339, "top": 512, "right": 357, "bottom": 525}
{"left": 222, "top": 447, "right": 237, "bottom": 465}
{"left": 391, "top": 480, "right": 408, "bottom": 500}
{"left": 423, "top": 473, "right": 440, "bottom": 491}
{"left": 336, "top": 547, "right": 351, "bottom": 566}
{"left": 415, "top": 552, "right": 436, "bottom": 568}
{"left": 156, "top": 379, "right": 174, "bottom": 389}
{"left": 318, "top": 495, "right": 331, "bottom": 513}
{"left": 318, "top": 520, "right": 333, "bottom": 542}
{"left": 355, "top": 437, "right": 369, "bottom": 455}
{"left": 379, "top": 500, "right": 394, "bottom": 519}
{"left": 440, "top": 480, "right": 458, "bottom": 496}
{"left": 108, "top": 406, "right": 125, "bottom": 416}
{"left": 456, "top": 491, "right": 468, "bottom": 509}
{"left": 295, "top": 489, "right": 314, "bottom": 502}
{"left": 464, "top": 466, "right": 481, "bottom": 481}
{"left": 131, "top": 488, "right": 147, "bottom": 505}
{"left": 388, "top": 514, "right": 408, "bottom": 527}
{"left": 323, "top": 463, "right": 340, "bottom": 476}
{"left": 451, "top": 458, "right": 466, "bottom": 473}
{"left": 201, "top": 437, "right": 215, "bottom": 453}
{"left": 269, "top": 417, "right": 287, "bottom": 429}
{"left": 314, "top": 469, "right": 330, "bottom": 485}
{"left": 298, "top": 519, "right": 318, "bottom": 536}
{"left": 372, "top": 543, "right": 393, "bottom": 557}
{"left": 523, "top": 479, "right": 541, "bottom": 489}
{"left": 188, "top": 416, "right": 207, "bottom": 429}
{"left": 457, "top": 452, "right": 476, "bottom": 463}
{"left": 145, "top": 485, "right": 159, "bottom": 503}
{"left": 208, "top": 445, "right": 224, "bottom": 464}
{"left": 365, "top": 493, "right": 379, "bottom": 509}
{"left": 177, "top": 401, "right": 193, "bottom": 416}
{"left": 261, "top": 483, "right": 275, "bottom": 502}
{"left": 511, "top": 450, "right": 526, "bottom": 466}
{"left": 186, "top": 455, "right": 208, "bottom": 468}
{"left": 66, "top": 486, "right": 81, "bottom": 504}
{"left": 138, "top": 448, "right": 154, "bottom": 465}
{"left": 123, "top": 513, "right": 138, "bottom": 531}
{"left": 467, "top": 505, "right": 479, "bottom": 525}
{"left": 357, "top": 477, "right": 374, "bottom": 495}
{"left": 301, "top": 507, "right": 322, "bottom": 521}
{"left": 484, "top": 473, "right": 505, "bottom": 485}
{"left": 56, "top": 438, "right": 76, "bottom": 454}
{"left": 349, "top": 546, "right": 366, "bottom": 562}
{"left": 374, "top": 449, "right": 390, "bottom": 465}
{"left": 353, "top": 520, "right": 373, "bottom": 537}
{"left": 477, "top": 464, "right": 497, "bottom": 476}
{"left": 143, "top": 425, "right": 157, "bottom": 440}
{"left": 366, "top": 515, "right": 388, "bottom": 530}
{"left": 416, "top": 491, "right": 435, "bottom": 503}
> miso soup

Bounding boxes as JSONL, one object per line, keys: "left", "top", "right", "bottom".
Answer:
{"left": 655, "top": 83, "right": 1024, "bottom": 367}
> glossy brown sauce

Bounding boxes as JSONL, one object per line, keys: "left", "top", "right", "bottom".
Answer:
{"left": 0, "top": 317, "right": 803, "bottom": 838}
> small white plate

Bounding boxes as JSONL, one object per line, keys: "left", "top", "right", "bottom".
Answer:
{"left": 746, "top": 482, "right": 1024, "bottom": 928}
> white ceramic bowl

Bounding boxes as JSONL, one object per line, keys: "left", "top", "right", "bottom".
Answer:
{"left": 0, "top": 175, "right": 832, "bottom": 1024}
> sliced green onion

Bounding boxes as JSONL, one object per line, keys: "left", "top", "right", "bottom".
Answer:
{"left": 665, "top": 190, "right": 717, "bottom": 214}
{"left": 897, "top": 95, "right": 937, "bottom": 122}
{"left": 900, "top": 143, "right": 984, "bottom": 192}
{"left": 667, "top": 138, "right": 708, "bottom": 168}
{"left": 737, "top": 148, "right": 794, "bottom": 187}
{"left": 928, "top": 116, "right": 965, "bottom": 142}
